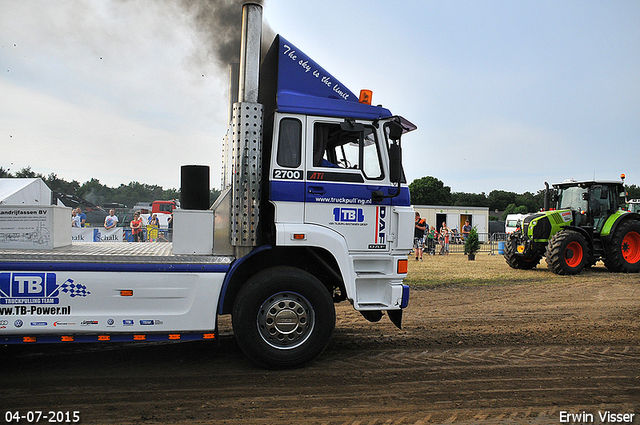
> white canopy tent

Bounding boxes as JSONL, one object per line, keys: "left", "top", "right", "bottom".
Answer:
{"left": 0, "top": 178, "right": 52, "bottom": 205}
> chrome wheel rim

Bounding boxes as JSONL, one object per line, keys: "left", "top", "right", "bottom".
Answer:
{"left": 257, "top": 292, "right": 314, "bottom": 349}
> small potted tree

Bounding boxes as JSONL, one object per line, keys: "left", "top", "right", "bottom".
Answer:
{"left": 463, "top": 226, "right": 480, "bottom": 260}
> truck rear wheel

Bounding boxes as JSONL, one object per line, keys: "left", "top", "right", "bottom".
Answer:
{"left": 232, "top": 266, "right": 335, "bottom": 369}
{"left": 545, "top": 230, "right": 588, "bottom": 275}
{"left": 604, "top": 220, "right": 640, "bottom": 273}
{"left": 504, "top": 234, "right": 541, "bottom": 269}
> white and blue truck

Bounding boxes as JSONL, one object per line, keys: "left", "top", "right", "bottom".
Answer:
{"left": 0, "top": 3, "right": 416, "bottom": 368}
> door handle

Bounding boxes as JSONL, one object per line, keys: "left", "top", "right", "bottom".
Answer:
{"left": 308, "top": 186, "right": 326, "bottom": 195}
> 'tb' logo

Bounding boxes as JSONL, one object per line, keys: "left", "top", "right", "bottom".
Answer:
{"left": 333, "top": 208, "right": 365, "bottom": 223}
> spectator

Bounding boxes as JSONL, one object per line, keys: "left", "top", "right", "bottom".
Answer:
{"left": 104, "top": 209, "right": 119, "bottom": 230}
{"left": 76, "top": 207, "right": 86, "bottom": 227}
{"left": 71, "top": 209, "right": 80, "bottom": 227}
{"left": 148, "top": 213, "right": 160, "bottom": 227}
{"left": 462, "top": 220, "right": 472, "bottom": 241}
{"left": 414, "top": 212, "right": 427, "bottom": 261}
{"left": 439, "top": 222, "right": 451, "bottom": 255}
{"left": 426, "top": 228, "right": 436, "bottom": 255}
{"left": 130, "top": 212, "right": 144, "bottom": 242}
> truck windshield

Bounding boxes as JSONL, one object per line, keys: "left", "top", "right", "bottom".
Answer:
{"left": 557, "top": 187, "right": 588, "bottom": 211}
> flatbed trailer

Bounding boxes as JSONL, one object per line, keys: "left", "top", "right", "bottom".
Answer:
{"left": 0, "top": 243, "right": 232, "bottom": 344}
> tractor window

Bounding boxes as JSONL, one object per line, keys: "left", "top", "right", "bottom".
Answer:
{"left": 558, "top": 187, "right": 588, "bottom": 212}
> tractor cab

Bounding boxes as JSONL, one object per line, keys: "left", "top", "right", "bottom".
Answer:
{"left": 552, "top": 179, "right": 626, "bottom": 232}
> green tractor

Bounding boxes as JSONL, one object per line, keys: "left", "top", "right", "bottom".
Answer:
{"left": 504, "top": 175, "right": 640, "bottom": 275}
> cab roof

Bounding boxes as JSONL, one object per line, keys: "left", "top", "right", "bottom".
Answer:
{"left": 553, "top": 179, "right": 624, "bottom": 189}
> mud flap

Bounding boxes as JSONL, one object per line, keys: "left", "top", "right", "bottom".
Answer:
{"left": 388, "top": 309, "right": 402, "bottom": 329}
{"left": 360, "top": 310, "right": 384, "bottom": 323}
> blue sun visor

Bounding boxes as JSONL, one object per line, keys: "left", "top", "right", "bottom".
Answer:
{"left": 259, "top": 35, "right": 393, "bottom": 120}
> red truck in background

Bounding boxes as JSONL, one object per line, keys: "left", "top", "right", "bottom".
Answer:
{"left": 151, "top": 200, "right": 178, "bottom": 215}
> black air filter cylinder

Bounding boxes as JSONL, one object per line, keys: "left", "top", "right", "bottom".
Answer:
{"left": 181, "top": 165, "right": 210, "bottom": 210}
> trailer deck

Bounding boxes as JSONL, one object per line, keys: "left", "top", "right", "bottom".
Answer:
{"left": 0, "top": 242, "right": 234, "bottom": 265}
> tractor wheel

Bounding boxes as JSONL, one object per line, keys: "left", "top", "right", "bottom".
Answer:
{"left": 603, "top": 220, "right": 640, "bottom": 273}
{"left": 504, "top": 234, "right": 541, "bottom": 269}
{"left": 232, "top": 266, "right": 335, "bottom": 369}
{"left": 545, "top": 230, "right": 589, "bottom": 275}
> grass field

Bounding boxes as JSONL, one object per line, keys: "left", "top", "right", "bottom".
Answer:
{"left": 405, "top": 252, "right": 640, "bottom": 287}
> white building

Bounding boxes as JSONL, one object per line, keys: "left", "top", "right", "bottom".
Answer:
{"left": 413, "top": 205, "right": 490, "bottom": 241}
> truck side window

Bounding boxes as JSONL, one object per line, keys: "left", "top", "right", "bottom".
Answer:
{"left": 277, "top": 118, "right": 302, "bottom": 168}
{"left": 313, "top": 123, "right": 383, "bottom": 180}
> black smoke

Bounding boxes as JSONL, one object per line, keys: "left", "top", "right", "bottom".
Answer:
{"left": 180, "top": 0, "right": 274, "bottom": 68}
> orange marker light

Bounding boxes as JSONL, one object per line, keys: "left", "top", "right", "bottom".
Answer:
{"left": 203, "top": 333, "right": 216, "bottom": 339}
{"left": 168, "top": 334, "right": 181, "bottom": 340}
{"left": 23, "top": 336, "right": 36, "bottom": 343}
{"left": 61, "top": 336, "right": 74, "bottom": 342}
{"left": 134, "top": 334, "right": 146, "bottom": 340}
{"left": 397, "top": 259, "right": 408, "bottom": 274}
{"left": 359, "top": 89, "right": 373, "bottom": 105}
{"left": 120, "top": 290, "right": 133, "bottom": 297}
{"left": 292, "top": 233, "right": 306, "bottom": 240}
{"left": 98, "top": 335, "right": 111, "bottom": 341}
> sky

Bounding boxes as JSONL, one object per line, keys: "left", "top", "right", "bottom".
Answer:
{"left": 1, "top": 0, "right": 639, "bottom": 195}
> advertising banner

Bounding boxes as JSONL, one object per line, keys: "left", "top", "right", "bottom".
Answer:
{"left": 72, "top": 227, "right": 123, "bottom": 243}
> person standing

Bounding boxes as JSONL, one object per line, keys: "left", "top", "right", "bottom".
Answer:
{"left": 130, "top": 212, "right": 144, "bottom": 242}
{"left": 104, "top": 209, "right": 119, "bottom": 230}
{"left": 76, "top": 207, "right": 86, "bottom": 227}
{"left": 71, "top": 209, "right": 81, "bottom": 227}
{"left": 462, "top": 220, "right": 472, "bottom": 241}
{"left": 414, "top": 212, "right": 427, "bottom": 261}
{"left": 439, "top": 222, "right": 451, "bottom": 255}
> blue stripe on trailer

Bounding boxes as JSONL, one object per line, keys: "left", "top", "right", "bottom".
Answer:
{"left": 0, "top": 262, "right": 230, "bottom": 273}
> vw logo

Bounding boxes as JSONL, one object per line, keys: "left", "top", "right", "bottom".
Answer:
{"left": 14, "top": 319, "right": 23, "bottom": 328}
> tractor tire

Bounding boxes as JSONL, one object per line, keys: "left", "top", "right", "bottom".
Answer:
{"left": 232, "top": 266, "right": 335, "bottom": 369}
{"left": 504, "top": 234, "right": 541, "bottom": 269}
{"left": 545, "top": 230, "right": 589, "bottom": 275}
{"left": 603, "top": 220, "right": 640, "bottom": 273}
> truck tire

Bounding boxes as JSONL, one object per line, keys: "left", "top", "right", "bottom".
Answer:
{"left": 503, "top": 234, "right": 541, "bottom": 269}
{"left": 232, "top": 266, "right": 335, "bottom": 369}
{"left": 545, "top": 230, "right": 588, "bottom": 275}
{"left": 603, "top": 220, "right": 640, "bottom": 273}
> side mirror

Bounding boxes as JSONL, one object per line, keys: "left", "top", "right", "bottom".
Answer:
{"left": 387, "top": 121, "right": 403, "bottom": 141}
{"left": 389, "top": 143, "right": 402, "bottom": 183}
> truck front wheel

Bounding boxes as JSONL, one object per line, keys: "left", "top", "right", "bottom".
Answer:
{"left": 232, "top": 266, "right": 335, "bottom": 369}
{"left": 604, "top": 220, "right": 640, "bottom": 273}
{"left": 546, "top": 230, "right": 588, "bottom": 275}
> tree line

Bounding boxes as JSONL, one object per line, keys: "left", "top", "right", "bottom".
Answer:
{"left": 0, "top": 166, "right": 219, "bottom": 209}
{"left": 409, "top": 176, "right": 640, "bottom": 220}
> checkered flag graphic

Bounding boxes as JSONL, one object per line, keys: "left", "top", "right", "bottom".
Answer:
{"left": 59, "top": 279, "right": 91, "bottom": 298}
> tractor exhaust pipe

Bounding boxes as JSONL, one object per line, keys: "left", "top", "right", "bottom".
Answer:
{"left": 544, "top": 182, "right": 550, "bottom": 211}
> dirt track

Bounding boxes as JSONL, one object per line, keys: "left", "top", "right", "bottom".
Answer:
{"left": 1, "top": 259, "right": 639, "bottom": 424}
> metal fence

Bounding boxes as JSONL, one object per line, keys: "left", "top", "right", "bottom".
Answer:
{"left": 417, "top": 232, "right": 511, "bottom": 256}
{"left": 123, "top": 227, "right": 173, "bottom": 242}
